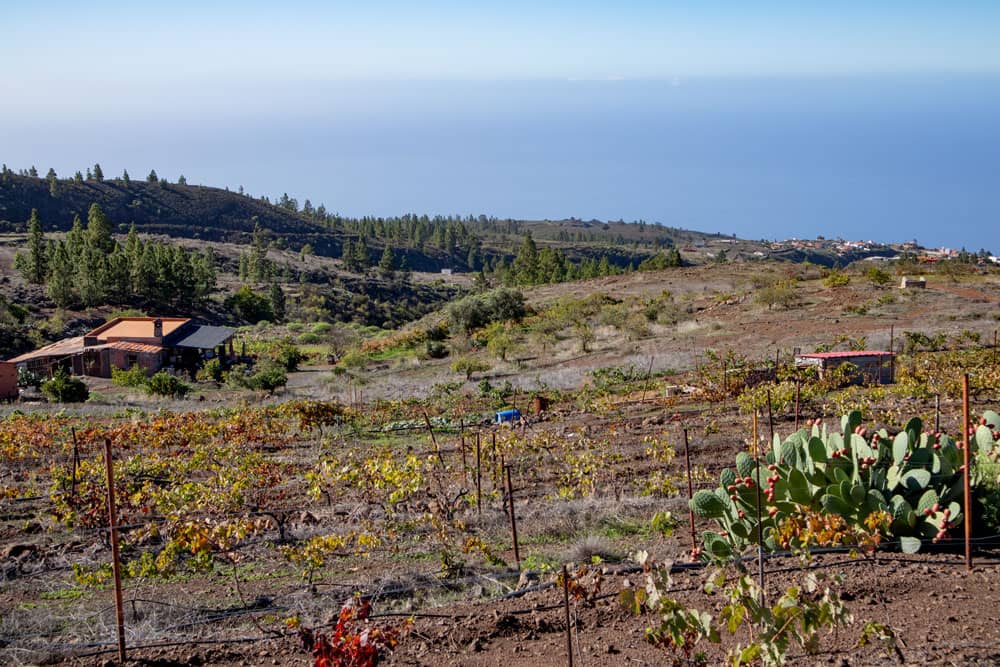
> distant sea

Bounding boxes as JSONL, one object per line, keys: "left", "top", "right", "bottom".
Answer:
{"left": 4, "top": 76, "right": 999, "bottom": 251}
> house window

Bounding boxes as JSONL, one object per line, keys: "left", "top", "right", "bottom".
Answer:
{"left": 126, "top": 354, "right": 138, "bottom": 369}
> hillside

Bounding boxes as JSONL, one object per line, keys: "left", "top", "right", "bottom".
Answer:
{"left": 0, "top": 173, "right": 341, "bottom": 252}
{"left": 0, "top": 172, "right": 718, "bottom": 272}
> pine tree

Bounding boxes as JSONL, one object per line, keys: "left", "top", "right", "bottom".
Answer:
{"left": 19, "top": 209, "right": 48, "bottom": 283}
{"left": 135, "top": 243, "right": 158, "bottom": 301}
{"left": 122, "top": 169, "right": 131, "bottom": 186}
{"left": 341, "top": 238, "right": 355, "bottom": 271}
{"left": 192, "top": 248, "right": 216, "bottom": 301}
{"left": 379, "top": 245, "right": 396, "bottom": 278}
{"left": 177, "top": 174, "right": 187, "bottom": 185}
{"left": 87, "top": 203, "right": 114, "bottom": 253}
{"left": 65, "top": 215, "right": 86, "bottom": 260}
{"left": 147, "top": 169, "right": 158, "bottom": 183}
{"left": 106, "top": 248, "right": 131, "bottom": 304}
{"left": 73, "top": 171, "right": 83, "bottom": 183}
{"left": 47, "top": 242, "right": 76, "bottom": 308}
{"left": 513, "top": 233, "right": 539, "bottom": 284}
{"left": 92, "top": 163, "right": 104, "bottom": 181}
{"left": 354, "top": 237, "right": 370, "bottom": 269}
{"left": 77, "top": 247, "right": 107, "bottom": 307}
{"left": 28, "top": 165, "right": 38, "bottom": 177}
{"left": 46, "top": 168, "right": 59, "bottom": 197}
{"left": 269, "top": 282, "right": 286, "bottom": 322}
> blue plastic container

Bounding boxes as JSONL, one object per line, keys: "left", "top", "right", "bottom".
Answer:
{"left": 495, "top": 408, "right": 521, "bottom": 424}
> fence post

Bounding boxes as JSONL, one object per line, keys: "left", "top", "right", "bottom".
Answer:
{"left": 755, "top": 452, "right": 765, "bottom": 607}
{"left": 794, "top": 381, "right": 801, "bottom": 431}
{"left": 935, "top": 394, "right": 941, "bottom": 434}
{"left": 766, "top": 390, "right": 774, "bottom": 446}
{"left": 962, "top": 374, "right": 972, "bottom": 572}
{"left": 562, "top": 564, "right": 574, "bottom": 667}
{"left": 421, "top": 412, "right": 445, "bottom": 468}
{"left": 505, "top": 463, "right": 521, "bottom": 569}
{"left": 459, "top": 419, "right": 468, "bottom": 477}
{"left": 475, "top": 432, "right": 482, "bottom": 517}
{"left": 70, "top": 427, "right": 80, "bottom": 497}
{"left": 102, "top": 438, "right": 127, "bottom": 664}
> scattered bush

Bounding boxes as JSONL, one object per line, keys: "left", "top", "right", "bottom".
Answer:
{"left": 822, "top": 271, "right": 851, "bottom": 288}
{"left": 297, "top": 333, "right": 322, "bottom": 345}
{"left": 145, "top": 371, "right": 190, "bottom": 398}
{"left": 865, "top": 266, "right": 892, "bottom": 287}
{"left": 264, "top": 337, "right": 306, "bottom": 371}
{"left": 111, "top": 364, "right": 148, "bottom": 389}
{"left": 424, "top": 340, "right": 449, "bottom": 359}
{"left": 446, "top": 288, "right": 526, "bottom": 334}
{"left": 310, "top": 322, "right": 333, "bottom": 335}
{"left": 451, "top": 356, "right": 491, "bottom": 380}
{"left": 225, "top": 286, "right": 274, "bottom": 324}
{"left": 196, "top": 357, "right": 223, "bottom": 383}
{"left": 247, "top": 364, "right": 288, "bottom": 393}
{"left": 41, "top": 369, "right": 89, "bottom": 403}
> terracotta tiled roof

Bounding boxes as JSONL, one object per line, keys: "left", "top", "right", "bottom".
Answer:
{"left": 6, "top": 337, "right": 85, "bottom": 363}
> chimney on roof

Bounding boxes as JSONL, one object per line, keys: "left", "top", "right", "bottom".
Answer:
{"left": 153, "top": 318, "right": 163, "bottom": 339}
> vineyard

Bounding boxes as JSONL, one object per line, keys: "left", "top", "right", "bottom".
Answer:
{"left": 2, "top": 357, "right": 1000, "bottom": 665}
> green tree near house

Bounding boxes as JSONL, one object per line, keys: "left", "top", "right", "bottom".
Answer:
{"left": 13, "top": 209, "right": 48, "bottom": 284}
{"left": 87, "top": 203, "right": 115, "bottom": 253}
{"left": 47, "top": 242, "right": 76, "bottom": 308}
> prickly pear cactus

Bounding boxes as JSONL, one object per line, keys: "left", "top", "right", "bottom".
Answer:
{"left": 688, "top": 409, "right": 994, "bottom": 558}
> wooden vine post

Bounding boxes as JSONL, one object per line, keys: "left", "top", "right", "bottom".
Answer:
{"left": 794, "top": 380, "right": 801, "bottom": 430}
{"left": 475, "top": 431, "right": 482, "bottom": 516}
{"left": 504, "top": 463, "right": 521, "bottom": 569}
{"left": 459, "top": 419, "right": 468, "bottom": 476}
{"left": 102, "top": 438, "right": 127, "bottom": 664}
{"left": 962, "top": 374, "right": 972, "bottom": 572}
{"left": 70, "top": 426, "right": 80, "bottom": 497}
{"left": 562, "top": 564, "right": 574, "bottom": 667}
{"left": 422, "top": 412, "right": 445, "bottom": 468}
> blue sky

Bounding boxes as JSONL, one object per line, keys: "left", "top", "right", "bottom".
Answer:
{"left": 7, "top": 2, "right": 999, "bottom": 89}
{"left": 4, "top": 3, "right": 1000, "bottom": 249}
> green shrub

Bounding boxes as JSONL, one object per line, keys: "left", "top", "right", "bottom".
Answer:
{"left": 196, "top": 358, "right": 223, "bottom": 383}
{"left": 225, "top": 286, "right": 274, "bottom": 324}
{"left": 451, "top": 356, "right": 490, "bottom": 380}
{"left": 822, "top": 271, "right": 850, "bottom": 288}
{"left": 447, "top": 288, "right": 526, "bottom": 334}
{"left": 248, "top": 365, "right": 287, "bottom": 393}
{"left": 264, "top": 337, "right": 306, "bottom": 371}
{"left": 111, "top": 364, "right": 148, "bottom": 388}
{"left": 286, "top": 322, "right": 304, "bottom": 333}
{"left": 425, "top": 340, "right": 449, "bottom": 359}
{"left": 310, "top": 322, "right": 333, "bottom": 335}
{"left": 145, "top": 371, "right": 190, "bottom": 398}
{"left": 297, "top": 333, "right": 322, "bottom": 344}
{"left": 41, "top": 369, "right": 89, "bottom": 403}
